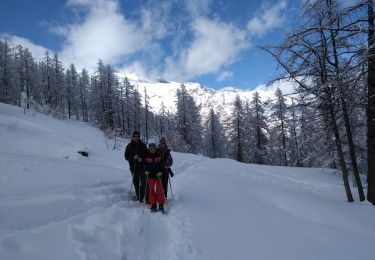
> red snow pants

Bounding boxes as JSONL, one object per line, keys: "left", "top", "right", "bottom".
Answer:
{"left": 148, "top": 178, "right": 165, "bottom": 205}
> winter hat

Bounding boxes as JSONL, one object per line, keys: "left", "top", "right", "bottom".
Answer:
{"left": 159, "top": 137, "right": 166, "bottom": 144}
{"left": 148, "top": 137, "right": 156, "bottom": 146}
{"left": 148, "top": 143, "right": 156, "bottom": 148}
{"left": 132, "top": 131, "right": 140, "bottom": 137}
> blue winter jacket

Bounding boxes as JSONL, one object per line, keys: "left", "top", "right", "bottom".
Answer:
{"left": 143, "top": 150, "right": 164, "bottom": 178}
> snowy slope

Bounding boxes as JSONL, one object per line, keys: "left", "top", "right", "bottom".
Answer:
{"left": 0, "top": 103, "right": 374, "bottom": 260}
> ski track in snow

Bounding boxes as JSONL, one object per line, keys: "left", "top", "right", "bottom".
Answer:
{"left": 0, "top": 181, "right": 125, "bottom": 235}
{"left": 0, "top": 149, "right": 209, "bottom": 260}
{"left": 68, "top": 156, "right": 209, "bottom": 260}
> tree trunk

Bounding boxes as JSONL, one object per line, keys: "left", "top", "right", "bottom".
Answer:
{"left": 326, "top": 0, "right": 365, "bottom": 201}
{"left": 237, "top": 113, "right": 243, "bottom": 162}
{"left": 281, "top": 120, "right": 288, "bottom": 166}
{"left": 327, "top": 95, "right": 354, "bottom": 202}
{"left": 368, "top": 0, "right": 375, "bottom": 205}
{"left": 341, "top": 96, "right": 365, "bottom": 200}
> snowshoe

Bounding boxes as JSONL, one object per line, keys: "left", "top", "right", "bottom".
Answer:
{"left": 150, "top": 204, "right": 158, "bottom": 213}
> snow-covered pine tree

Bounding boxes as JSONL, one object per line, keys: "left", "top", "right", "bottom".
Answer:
{"left": 15, "top": 47, "right": 41, "bottom": 110}
{"left": 108, "top": 73, "right": 123, "bottom": 138}
{"left": 226, "top": 94, "right": 246, "bottom": 162}
{"left": 143, "top": 87, "right": 151, "bottom": 143}
{"left": 89, "top": 60, "right": 108, "bottom": 128}
{"left": 132, "top": 85, "right": 142, "bottom": 136}
{"left": 104, "top": 65, "right": 117, "bottom": 130}
{"left": 242, "top": 99, "right": 253, "bottom": 163}
{"left": 175, "top": 85, "right": 189, "bottom": 152}
{"left": 204, "top": 108, "right": 227, "bottom": 158}
{"left": 157, "top": 102, "right": 167, "bottom": 139}
{"left": 118, "top": 78, "right": 126, "bottom": 135}
{"left": 175, "top": 84, "right": 203, "bottom": 153}
{"left": 13, "top": 45, "right": 25, "bottom": 106}
{"left": 51, "top": 54, "right": 66, "bottom": 117}
{"left": 157, "top": 103, "right": 175, "bottom": 149}
{"left": 249, "top": 91, "right": 268, "bottom": 164}
{"left": 0, "top": 41, "right": 17, "bottom": 105}
{"left": 156, "top": 102, "right": 174, "bottom": 143}
{"left": 288, "top": 101, "right": 301, "bottom": 167}
{"left": 121, "top": 77, "right": 133, "bottom": 136}
{"left": 262, "top": 0, "right": 367, "bottom": 201}
{"left": 297, "top": 95, "right": 326, "bottom": 168}
{"left": 269, "top": 88, "right": 289, "bottom": 166}
{"left": 40, "top": 51, "right": 56, "bottom": 111}
{"left": 65, "top": 63, "right": 78, "bottom": 119}
{"left": 78, "top": 68, "right": 90, "bottom": 122}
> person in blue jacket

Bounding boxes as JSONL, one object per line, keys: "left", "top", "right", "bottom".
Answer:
{"left": 144, "top": 142, "right": 165, "bottom": 213}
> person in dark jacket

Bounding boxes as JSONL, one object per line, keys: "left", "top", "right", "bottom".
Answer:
{"left": 144, "top": 142, "right": 165, "bottom": 213}
{"left": 158, "top": 137, "right": 173, "bottom": 199}
{"left": 124, "top": 131, "right": 148, "bottom": 203}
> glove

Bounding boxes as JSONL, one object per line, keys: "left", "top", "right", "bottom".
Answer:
{"left": 156, "top": 172, "right": 162, "bottom": 178}
{"left": 169, "top": 168, "right": 174, "bottom": 178}
{"left": 145, "top": 171, "right": 150, "bottom": 175}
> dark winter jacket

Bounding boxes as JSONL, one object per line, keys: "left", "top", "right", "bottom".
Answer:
{"left": 143, "top": 150, "right": 164, "bottom": 179}
{"left": 124, "top": 140, "right": 147, "bottom": 172}
{"left": 158, "top": 145, "right": 173, "bottom": 168}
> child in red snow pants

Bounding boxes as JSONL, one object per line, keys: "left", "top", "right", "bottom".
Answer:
{"left": 148, "top": 178, "right": 165, "bottom": 206}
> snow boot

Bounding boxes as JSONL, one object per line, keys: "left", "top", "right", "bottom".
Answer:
{"left": 150, "top": 204, "right": 158, "bottom": 213}
{"left": 159, "top": 204, "right": 165, "bottom": 214}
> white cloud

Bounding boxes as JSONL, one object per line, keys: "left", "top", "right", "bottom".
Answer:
{"left": 139, "top": 1, "right": 175, "bottom": 40}
{"left": 118, "top": 61, "right": 157, "bottom": 81}
{"left": 184, "top": 0, "right": 212, "bottom": 18}
{"left": 0, "top": 0, "right": 288, "bottom": 85}
{"left": 56, "top": 0, "right": 151, "bottom": 70}
{"left": 255, "top": 79, "right": 297, "bottom": 95}
{"left": 164, "top": 18, "right": 248, "bottom": 81}
{"left": 66, "top": 0, "right": 91, "bottom": 6}
{"left": 0, "top": 33, "right": 52, "bottom": 59}
{"left": 247, "top": 0, "right": 287, "bottom": 37}
{"left": 216, "top": 71, "right": 233, "bottom": 82}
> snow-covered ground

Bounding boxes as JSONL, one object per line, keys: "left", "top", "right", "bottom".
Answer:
{"left": 0, "top": 102, "right": 374, "bottom": 260}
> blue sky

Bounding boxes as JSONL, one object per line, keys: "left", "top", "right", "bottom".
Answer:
{"left": 0, "top": 0, "right": 301, "bottom": 90}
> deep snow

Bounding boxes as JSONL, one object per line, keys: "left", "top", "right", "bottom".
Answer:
{"left": 0, "top": 102, "right": 374, "bottom": 260}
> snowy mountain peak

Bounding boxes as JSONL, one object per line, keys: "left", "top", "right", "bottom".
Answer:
{"left": 122, "top": 74, "right": 296, "bottom": 115}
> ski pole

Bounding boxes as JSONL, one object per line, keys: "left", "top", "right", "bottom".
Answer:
{"left": 131, "top": 161, "right": 137, "bottom": 196}
{"left": 128, "top": 166, "right": 135, "bottom": 201}
{"left": 129, "top": 175, "right": 133, "bottom": 193}
{"left": 127, "top": 173, "right": 134, "bottom": 201}
{"left": 138, "top": 174, "right": 142, "bottom": 203}
{"left": 143, "top": 174, "right": 148, "bottom": 204}
{"left": 168, "top": 175, "right": 174, "bottom": 200}
{"left": 158, "top": 176, "right": 167, "bottom": 202}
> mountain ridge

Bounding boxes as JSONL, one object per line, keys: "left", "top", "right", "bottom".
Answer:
{"left": 120, "top": 74, "right": 297, "bottom": 119}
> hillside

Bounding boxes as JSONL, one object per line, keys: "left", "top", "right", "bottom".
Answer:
{"left": 0, "top": 102, "right": 374, "bottom": 260}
